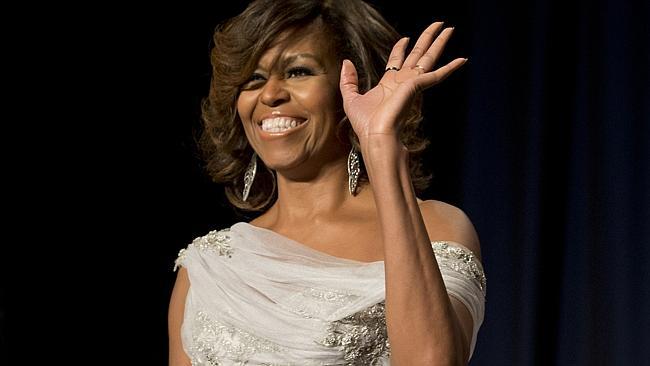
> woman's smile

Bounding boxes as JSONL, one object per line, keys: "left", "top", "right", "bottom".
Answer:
{"left": 256, "top": 114, "right": 309, "bottom": 139}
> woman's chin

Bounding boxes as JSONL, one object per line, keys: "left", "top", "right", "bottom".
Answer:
{"left": 260, "top": 154, "right": 307, "bottom": 172}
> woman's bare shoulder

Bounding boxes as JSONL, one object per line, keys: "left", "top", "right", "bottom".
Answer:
{"left": 417, "top": 199, "right": 482, "bottom": 261}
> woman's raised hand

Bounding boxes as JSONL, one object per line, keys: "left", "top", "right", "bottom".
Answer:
{"left": 339, "top": 22, "right": 467, "bottom": 147}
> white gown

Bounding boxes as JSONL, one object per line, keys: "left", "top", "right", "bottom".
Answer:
{"left": 174, "top": 222, "right": 486, "bottom": 365}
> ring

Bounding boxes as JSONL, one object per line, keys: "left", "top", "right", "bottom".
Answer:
{"left": 385, "top": 66, "right": 400, "bottom": 72}
{"left": 413, "top": 65, "right": 425, "bottom": 73}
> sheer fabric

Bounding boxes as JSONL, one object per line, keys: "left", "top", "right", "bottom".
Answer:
{"left": 174, "top": 222, "right": 486, "bottom": 365}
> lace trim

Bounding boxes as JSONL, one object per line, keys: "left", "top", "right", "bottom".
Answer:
{"left": 188, "top": 310, "right": 285, "bottom": 365}
{"left": 174, "top": 228, "right": 233, "bottom": 271}
{"left": 432, "top": 241, "right": 486, "bottom": 293}
{"left": 318, "top": 301, "right": 390, "bottom": 365}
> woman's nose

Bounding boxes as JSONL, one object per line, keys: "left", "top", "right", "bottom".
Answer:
{"left": 260, "top": 78, "right": 290, "bottom": 107}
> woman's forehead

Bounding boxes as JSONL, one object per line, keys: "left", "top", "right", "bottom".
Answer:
{"left": 257, "top": 29, "right": 336, "bottom": 67}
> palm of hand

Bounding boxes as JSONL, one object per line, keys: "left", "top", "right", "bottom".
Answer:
{"left": 339, "top": 22, "right": 467, "bottom": 147}
{"left": 343, "top": 71, "right": 422, "bottom": 139}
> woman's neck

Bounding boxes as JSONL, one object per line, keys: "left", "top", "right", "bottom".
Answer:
{"left": 264, "top": 155, "right": 372, "bottom": 228}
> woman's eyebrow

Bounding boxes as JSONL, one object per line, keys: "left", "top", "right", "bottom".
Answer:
{"left": 277, "top": 53, "right": 324, "bottom": 69}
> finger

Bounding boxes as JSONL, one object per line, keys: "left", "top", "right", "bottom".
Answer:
{"left": 417, "top": 58, "right": 467, "bottom": 89}
{"left": 384, "top": 37, "right": 409, "bottom": 72}
{"left": 340, "top": 59, "right": 360, "bottom": 102}
{"left": 402, "top": 22, "right": 444, "bottom": 69}
{"left": 414, "top": 27, "right": 455, "bottom": 71}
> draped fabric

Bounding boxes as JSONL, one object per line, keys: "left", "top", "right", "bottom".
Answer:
{"left": 175, "top": 222, "right": 486, "bottom": 365}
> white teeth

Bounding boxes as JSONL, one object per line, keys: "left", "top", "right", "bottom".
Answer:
{"left": 261, "top": 117, "right": 302, "bottom": 132}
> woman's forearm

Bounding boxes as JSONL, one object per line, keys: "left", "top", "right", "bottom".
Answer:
{"left": 361, "top": 135, "right": 466, "bottom": 365}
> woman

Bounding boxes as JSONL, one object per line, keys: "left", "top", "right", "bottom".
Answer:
{"left": 169, "top": 0, "right": 486, "bottom": 365}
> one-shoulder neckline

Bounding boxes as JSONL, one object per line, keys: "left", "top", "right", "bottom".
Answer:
{"left": 233, "top": 222, "right": 385, "bottom": 265}
{"left": 232, "top": 221, "right": 477, "bottom": 265}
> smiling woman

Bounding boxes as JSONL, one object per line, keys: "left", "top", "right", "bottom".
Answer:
{"left": 169, "top": 1, "right": 486, "bottom": 365}
{"left": 237, "top": 26, "right": 345, "bottom": 175}
{"left": 198, "top": 0, "right": 430, "bottom": 212}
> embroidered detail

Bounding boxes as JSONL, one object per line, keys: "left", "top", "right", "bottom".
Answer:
{"left": 304, "top": 287, "right": 356, "bottom": 305}
{"left": 318, "top": 301, "right": 390, "bottom": 365}
{"left": 194, "top": 228, "right": 234, "bottom": 257}
{"left": 432, "top": 241, "right": 487, "bottom": 293}
{"left": 174, "top": 228, "right": 233, "bottom": 271}
{"left": 281, "top": 287, "right": 360, "bottom": 319}
{"left": 189, "top": 310, "right": 284, "bottom": 365}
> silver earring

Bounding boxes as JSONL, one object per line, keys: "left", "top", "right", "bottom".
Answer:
{"left": 348, "top": 146, "right": 360, "bottom": 196}
{"left": 242, "top": 152, "right": 257, "bottom": 202}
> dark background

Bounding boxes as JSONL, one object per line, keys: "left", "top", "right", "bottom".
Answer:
{"left": 4, "top": 0, "right": 648, "bottom": 365}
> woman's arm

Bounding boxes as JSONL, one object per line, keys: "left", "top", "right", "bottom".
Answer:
{"left": 168, "top": 268, "right": 192, "bottom": 366}
{"left": 418, "top": 199, "right": 483, "bottom": 361}
{"left": 340, "top": 22, "right": 476, "bottom": 365}
{"left": 362, "top": 137, "right": 478, "bottom": 365}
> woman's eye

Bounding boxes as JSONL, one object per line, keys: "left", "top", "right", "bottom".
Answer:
{"left": 241, "top": 73, "right": 265, "bottom": 89}
{"left": 287, "top": 67, "right": 313, "bottom": 78}
{"left": 249, "top": 73, "right": 265, "bottom": 81}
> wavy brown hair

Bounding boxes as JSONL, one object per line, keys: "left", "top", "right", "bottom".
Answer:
{"left": 200, "top": 0, "right": 431, "bottom": 212}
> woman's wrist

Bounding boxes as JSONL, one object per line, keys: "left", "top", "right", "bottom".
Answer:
{"left": 360, "top": 133, "right": 408, "bottom": 164}
{"left": 360, "top": 134, "right": 410, "bottom": 186}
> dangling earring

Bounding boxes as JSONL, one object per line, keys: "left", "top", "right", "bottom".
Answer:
{"left": 242, "top": 152, "right": 257, "bottom": 202}
{"left": 348, "top": 146, "right": 360, "bottom": 196}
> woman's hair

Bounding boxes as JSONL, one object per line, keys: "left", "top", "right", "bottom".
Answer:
{"left": 200, "top": 0, "right": 431, "bottom": 211}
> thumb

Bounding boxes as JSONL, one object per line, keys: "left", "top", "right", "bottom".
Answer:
{"left": 339, "top": 59, "right": 360, "bottom": 103}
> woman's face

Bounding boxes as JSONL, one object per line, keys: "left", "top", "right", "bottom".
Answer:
{"left": 237, "top": 28, "right": 345, "bottom": 174}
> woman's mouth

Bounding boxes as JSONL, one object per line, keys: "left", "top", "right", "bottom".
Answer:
{"left": 258, "top": 117, "right": 308, "bottom": 137}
